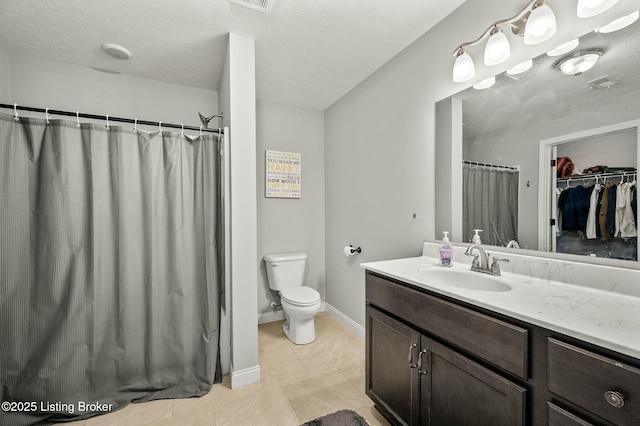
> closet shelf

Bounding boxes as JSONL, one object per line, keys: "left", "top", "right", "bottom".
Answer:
{"left": 557, "top": 169, "right": 637, "bottom": 183}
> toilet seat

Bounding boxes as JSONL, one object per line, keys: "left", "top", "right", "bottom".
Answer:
{"left": 280, "top": 287, "right": 320, "bottom": 307}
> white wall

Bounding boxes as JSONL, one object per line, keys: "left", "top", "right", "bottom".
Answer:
{"left": 0, "top": 46, "right": 10, "bottom": 100}
{"left": 557, "top": 131, "right": 637, "bottom": 171}
{"left": 435, "top": 97, "right": 463, "bottom": 242}
{"left": 8, "top": 54, "right": 217, "bottom": 131}
{"left": 256, "top": 100, "right": 325, "bottom": 320}
{"left": 323, "top": 0, "right": 634, "bottom": 327}
{"left": 217, "top": 41, "right": 231, "bottom": 378}
{"left": 219, "top": 45, "right": 230, "bottom": 128}
{"left": 227, "top": 33, "right": 260, "bottom": 389}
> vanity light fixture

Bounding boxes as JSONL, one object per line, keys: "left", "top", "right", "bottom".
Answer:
{"left": 506, "top": 59, "right": 533, "bottom": 75}
{"left": 484, "top": 28, "right": 511, "bottom": 66}
{"left": 547, "top": 38, "right": 580, "bottom": 56}
{"left": 596, "top": 10, "right": 639, "bottom": 33}
{"left": 451, "top": 0, "right": 556, "bottom": 83}
{"left": 523, "top": 2, "right": 557, "bottom": 45}
{"left": 453, "top": 51, "right": 476, "bottom": 83}
{"left": 577, "top": 0, "right": 619, "bottom": 18}
{"left": 555, "top": 49, "right": 603, "bottom": 75}
{"left": 473, "top": 76, "right": 496, "bottom": 90}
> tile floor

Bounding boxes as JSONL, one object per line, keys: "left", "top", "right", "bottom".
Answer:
{"left": 67, "top": 312, "right": 389, "bottom": 426}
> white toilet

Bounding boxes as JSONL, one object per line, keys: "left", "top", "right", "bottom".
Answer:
{"left": 264, "top": 252, "right": 321, "bottom": 345}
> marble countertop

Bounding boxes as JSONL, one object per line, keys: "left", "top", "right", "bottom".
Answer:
{"left": 361, "top": 254, "right": 640, "bottom": 360}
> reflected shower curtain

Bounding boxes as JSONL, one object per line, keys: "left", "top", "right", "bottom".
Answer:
{"left": 463, "top": 163, "right": 519, "bottom": 246}
{"left": 0, "top": 113, "right": 222, "bottom": 425}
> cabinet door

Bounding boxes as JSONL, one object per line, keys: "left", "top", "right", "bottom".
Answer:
{"left": 421, "top": 336, "right": 526, "bottom": 426}
{"left": 366, "top": 306, "right": 421, "bottom": 426}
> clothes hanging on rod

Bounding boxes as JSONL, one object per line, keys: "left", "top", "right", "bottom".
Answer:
{"left": 0, "top": 102, "right": 223, "bottom": 134}
{"left": 558, "top": 182, "right": 637, "bottom": 240}
{"left": 617, "top": 181, "right": 638, "bottom": 238}
{"left": 557, "top": 181, "right": 637, "bottom": 261}
{"left": 586, "top": 183, "right": 603, "bottom": 239}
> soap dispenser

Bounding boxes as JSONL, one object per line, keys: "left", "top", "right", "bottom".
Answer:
{"left": 440, "top": 231, "right": 453, "bottom": 267}
{"left": 472, "top": 229, "right": 483, "bottom": 245}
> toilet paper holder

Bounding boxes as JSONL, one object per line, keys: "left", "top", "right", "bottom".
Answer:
{"left": 345, "top": 245, "right": 362, "bottom": 257}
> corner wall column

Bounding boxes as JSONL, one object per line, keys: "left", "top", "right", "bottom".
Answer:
{"left": 228, "top": 33, "right": 260, "bottom": 388}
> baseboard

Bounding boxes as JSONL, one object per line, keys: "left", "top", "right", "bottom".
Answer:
{"left": 324, "top": 303, "right": 365, "bottom": 340}
{"left": 258, "top": 302, "right": 326, "bottom": 324}
{"left": 229, "top": 362, "right": 261, "bottom": 389}
{"left": 258, "top": 310, "right": 285, "bottom": 324}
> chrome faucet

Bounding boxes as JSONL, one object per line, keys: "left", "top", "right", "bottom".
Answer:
{"left": 465, "top": 244, "right": 489, "bottom": 271}
{"left": 464, "top": 245, "right": 509, "bottom": 276}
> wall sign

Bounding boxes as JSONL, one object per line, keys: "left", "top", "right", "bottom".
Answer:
{"left": 265, "top": 150, "right": 301, "bottom": 198}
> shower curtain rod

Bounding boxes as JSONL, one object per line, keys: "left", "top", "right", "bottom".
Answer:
{"left": 463, "top": 160, "right": 519, "bottom": 171}
{"left": 0, "top": 103, "right": 223, "bottom": 134}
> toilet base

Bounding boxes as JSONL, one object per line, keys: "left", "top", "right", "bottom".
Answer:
{"left": 283, "top": 316, "right": 316, "bottom": 345}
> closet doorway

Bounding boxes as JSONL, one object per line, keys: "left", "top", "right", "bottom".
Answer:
{"left": 538, "top": 120, "right": 639, "bottom": 262}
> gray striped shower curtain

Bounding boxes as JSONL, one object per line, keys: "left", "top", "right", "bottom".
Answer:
{"left": 0, "top": 113, "right": 222, "bottom": 425}
{"left": 463, "top": 163, "right": 519, "bottom": 247}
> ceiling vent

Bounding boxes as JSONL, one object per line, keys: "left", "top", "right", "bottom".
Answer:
{"left": 587, "top": 76, "right": 621, "bottom": 89}
{"left": 229, "top": 0, "right": 271, "bottom": 13}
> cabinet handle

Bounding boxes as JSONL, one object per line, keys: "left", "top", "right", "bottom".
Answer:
{"left": 417, "top": 349, "right": 428, "bottom": 375}
{"left": 604, "top": 390, "right": 625, "bottom": 408}
{"left": 408, "top": 343, "right": 418, "bottom": 368}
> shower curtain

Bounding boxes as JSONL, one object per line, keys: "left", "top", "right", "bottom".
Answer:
{"left": 463, "top": 163, "right": 519, "bottom": 246}
{"left": 0, "top": 113, "right": 222, "bottom": 425}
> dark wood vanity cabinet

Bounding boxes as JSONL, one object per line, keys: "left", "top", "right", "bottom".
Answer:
{"left": 367, "top": 306, "right": 526, "bottom": 426}
{"left": 367, "top": 306, "right": 420, "bottom": 425}
{"left": 366, "top": 272, "right": 526, "bottom": 425}
{"left": 365, "top": 271, "right": 640, "bottom": 426}
{"left": 547, "top": 339, "right": 640, "bottom": 426}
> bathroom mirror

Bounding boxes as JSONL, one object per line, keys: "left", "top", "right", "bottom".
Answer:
{"left": 436, "top": 10, "right": 640, "bottom": 266}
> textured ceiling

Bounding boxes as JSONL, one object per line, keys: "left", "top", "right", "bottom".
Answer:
{"left": 0, "top": 0, "right": 465, "bottom": 110}
{"left": 458, "top": 17, "right": 640, "bottom": 141}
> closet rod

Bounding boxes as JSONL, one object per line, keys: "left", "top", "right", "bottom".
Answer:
{"left": 463, "top": 160, "right": 519, "bottom": 171}
{"left": 557, "top": 171, "right": 637, "bottom": 182}
{"left": 0, "top": 103, "right": 223, "bottom": 134}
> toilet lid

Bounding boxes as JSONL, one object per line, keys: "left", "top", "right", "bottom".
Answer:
{"left": 280, "top": 287, "right": 320, "bottom": 307}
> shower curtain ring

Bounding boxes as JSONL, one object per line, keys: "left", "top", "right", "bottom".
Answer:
{"left": 106, "top": 115, "right": 110, "bottom": 129}
{"left": 200, "top": 126, "right": 203, "bottom": 137}
{"left": 76, "top": 111, "right": 80, "bottom": 128}
{"left": 181, "top": 124, "right": 184, "bottom": 136}
{"left": 134, "top": 118, "right": 138, "bottom": 132}
{"left": 45, "top": 108, "right": 50, "bottom": 124}
{"left": 159, "top": 121, "right": 162, "bottom": 133}
{"left": 13, "top": 103, "right": 19, "bottom": 121}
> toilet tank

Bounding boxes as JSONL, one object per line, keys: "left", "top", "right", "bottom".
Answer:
{"left": 264, "top": 252, "right": 307, "bottom": 291}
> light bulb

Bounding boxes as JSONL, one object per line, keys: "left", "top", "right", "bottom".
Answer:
{"left": 473, "top": 76, "right": 496, "bottom": 90}
{"left": 506, "top": 59, "right": 533, "bottom": 75}
{"left": 577, "top": 0, "right": 619, "bottom": 18}
{"left": 547, "top": 39, "right": 580, "bottom": 57}
{"left": 484, "top": 30, "right": 511, "bottom": 66}
{"left": 453, "top": 52, "right": 475, "bottom": 83}
{"left": 597, "top": 10, "right": 639, "bottom": 33}
{"left": 524, "top": 4, "right": 557, "bottom": 45}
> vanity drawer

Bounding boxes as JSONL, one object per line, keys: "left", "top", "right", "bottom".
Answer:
{"left": 548, "top": 402, "right": 594, "bottom": 426}
{"left": 548, "top": 338, "right": 640, "bottom": 425}
{"left": 366, "top": 272, "right": 528, "bottom": 379}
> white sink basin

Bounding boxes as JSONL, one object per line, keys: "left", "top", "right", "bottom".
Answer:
{"left": 416, "top": 268, "right": 512, "bottom": 292}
